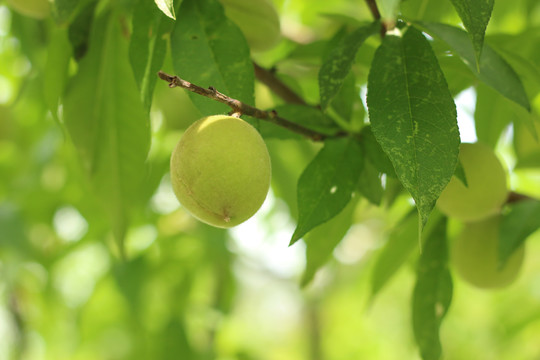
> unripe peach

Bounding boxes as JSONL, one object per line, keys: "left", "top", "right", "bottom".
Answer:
{"left": 437, "top": 142, "right": 508, "bottom": 222}
{"left": 452, "top": 215, "right": 524, "bottom": 289}
{"left": 170, "top": 115, "right": 271, "bottom": 228}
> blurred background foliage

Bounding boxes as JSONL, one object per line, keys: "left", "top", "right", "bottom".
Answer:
{"left": 0, "top": 0, "right": 540, "bottom": 359}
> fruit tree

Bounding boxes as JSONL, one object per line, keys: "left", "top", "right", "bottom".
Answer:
{"left": 1, "top": 0, "right": 539, "bottom": 359}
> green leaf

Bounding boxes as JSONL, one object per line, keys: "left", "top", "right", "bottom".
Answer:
{"left": 499, "top": 199, "right": 540, "bottom": 267}
{"left": 329, "top": 73, "right": 357, "bottom": 124}
{"left": 474, "top": 84, "right": 513, "bottom": 148}
{"left": 359, "top": 125, "right": 396, "bottom": 177}
{"left": 357, "top": 160, "right": 383, "bottom": 206}
{"left": 449, "top": 0, "right": 494, "bottom": 66}
{"left": 513, "top": 115, "right": 540, "bottom": 168}
{"left": 44, "top": 26, "right": 72, "bottom": 120}
{"left": 68, "top": 1, "right": 96, "bottom": 60}
{"left": 376, "top": 0, "right": 401, "bottom": 20}
{"left": 129, "top": 0, "right": 173, "bottom": 111}
{"left": 63, "top": 12, "right": 151, "bottom": 251}
{"left": 51, "top": 0, "right": 83, "bottom": 24}
{"left": 370, "top": 210, "right": 418, "bottom": 300}
{"left": 301, "top": 197, "right": 358, "bottom": 287}
{"left": 413, "top": 217, "right": 452, "bottom": 360}
{"left": 290, "top": 138, "right": 363, "bottom": 245}
{"left": 319, "top": 22, "right": 379, "bottom": 109}
{"left": 154, "top": 0, "right": 176, "bottom": 20}
{"left": 170, "top": 0, "right": 254, "bottom": 116}
{"left": 417, "top": 22, "right": 530, "bottom": 111}
{"left": 453, "top": 159, "right": 468, "bottom": 188}
{"left": 486, "top": 32, "right": 540, "bottom": 98}
{"left": 367, "top": 26, "right": 460, "bottom": 227}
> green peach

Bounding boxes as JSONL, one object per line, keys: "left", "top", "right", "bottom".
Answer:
{"left": 437, "top": 142, "right": 508, "bottom": 222}
{"left": 452, "top": 215, "right": 525, "bottom": 289}
{"left": 219, "top": 0, "right": 281, "bottom": 52}
{"left": 170, "top": 115, "right": 271, "bottom": 228}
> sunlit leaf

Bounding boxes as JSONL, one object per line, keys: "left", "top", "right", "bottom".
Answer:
{"left": 130, "top": 0, "right": 174, "bottom": 111}
{"left": 154, "top": 0, "right": 176, "bottom": 20}
{"left": 44, "top": 26, "right": 71, "bottom": 120}
{"left": 367, "top": 25, "right": 460, "bottom": 227}
{"left": 63, "top": 12, "right": 151, "bottom": 251}
{"left": 290, "top": 138, "right": 363, "bottom": 245}
{"left": 170, "top": 0, "right": 254, "bottom": 116}
{"left": 417, "top": 22, "right": 530, "bottom": 111}
{"left": 449, "top": 0, "right": 494, "bottom": 66}
{"left": 413, "top": 217, "right": 452, "bottom": 360}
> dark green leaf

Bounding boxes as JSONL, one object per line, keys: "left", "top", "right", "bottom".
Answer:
{"left": 290, "top": 138, "right": 363, "bottom": 245}
{"left": 63, "top": 12, "right": 151, "bottom": 250}
{"left": 154, "top": 0, "right": 176, "bottom": 19}
{"left": 367, "top": 26, "right": 460, "bottom": 227}
{"left": 413, "top": 217, "right": 452, "bottom": 360}
{"left": 357, "top": 160, "right": 383, "bottom": 206}
{"left": 68, "top": 1, "right": 96, "bottom": 60}
{"left": 453, "top": 159, "right": 468, "bottom": 187}
{"left": 129, "top": 0, "right": 173, "bottom": 111}
{"left": 370, "top": 210, "right": 418, "bottom": 299}
{"left": 329, "top": 73, "right": 356, "bottom": 124}
{"left": 359, "top": 126, "right": 396, "bottom": 177}
{"left": 417, "top": 22, "right": 530, "bottom": 111}
{"left": 499, "top": 199, "right": 540, "bottom": 267}
{"left": 301, "top": 197, "right": 358, "bottom": 287}
{"left": 319, "top": 21, "right": 379, "bottom": 109}
{"left": 449, "top": 0, "right": 494, "bottom": 65}
{"left": 170, "top": 0, "right": 254, "bottom": 116}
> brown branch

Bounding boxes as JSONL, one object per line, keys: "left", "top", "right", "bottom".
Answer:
{"left": 364, "top": 0, "right": 387, "bottom": 37}
{"left": 365, "top": 0, "right": 381, "bottom": 20}
{"left": 253, "top": 62, "right": 307, "bottom": 105}
{"left": 506, "top": 191, "right": 536, "bottom": 204}
{"left": 158, "top": 71, "right": 346, "bottom": 141}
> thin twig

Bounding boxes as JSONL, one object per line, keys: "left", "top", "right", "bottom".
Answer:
{"left": 252, "top": 62, "right": 307, "bottom": 105}
{"left": 157, "top": 71, "right": 345, "bottom": 141}
{"left": 364, "top": 0, "right": 387, "bottom": 37}
{"left": 506, "top": 191, "right": 535, "bottom": 204}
